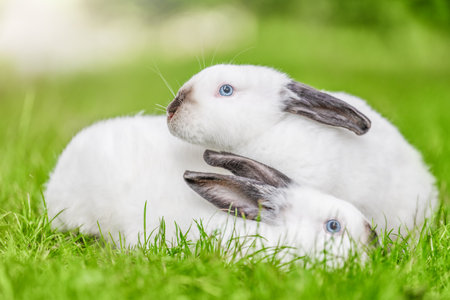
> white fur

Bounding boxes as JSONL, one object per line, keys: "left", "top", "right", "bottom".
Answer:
{"left": 45, "top": 116, "right": 373, "bottom": 260}
{"left": 168, "top": 64, "right": 438, "bottom": 236}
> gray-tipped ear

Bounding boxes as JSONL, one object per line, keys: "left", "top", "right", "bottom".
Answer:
{"left": 203, "top": 150, "right": 291, "bottom": 188}
{"left": 285, "top": 81, "right": 371, "bottom": 135}
{"left": 183, "top": 171, "right": 281, "bottom": 220}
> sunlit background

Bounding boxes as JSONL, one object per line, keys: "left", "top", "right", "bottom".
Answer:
{"left": 1, "top": 0, "right": 449, "bottom": 75}
{"left": 0, "top": 0, "right": 449, "bottom": 197}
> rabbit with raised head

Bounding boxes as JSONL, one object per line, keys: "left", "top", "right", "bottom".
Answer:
{"left": 45, "top": 125, "right": 375, "bottom": 258}
{"left": 167, "top": 64, "right": 438, "bottom": 236}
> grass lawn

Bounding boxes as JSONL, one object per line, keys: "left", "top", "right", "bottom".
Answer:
{"left": 0, "top": 18, "right": 449, "bottom": 299}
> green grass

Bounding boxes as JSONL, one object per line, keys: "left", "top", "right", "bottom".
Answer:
{"left": 1, "top": 18, "right": 449, "bottom": 299}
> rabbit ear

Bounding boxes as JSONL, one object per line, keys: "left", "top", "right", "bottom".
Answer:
{"left": 183, "top": 171, "right": 282, "bottom": 220}
{"left": 203, "top": 150, "right": 291, "bottom": 188}
{"left": 284, "top": 81, "right": 371, "bottom": 135}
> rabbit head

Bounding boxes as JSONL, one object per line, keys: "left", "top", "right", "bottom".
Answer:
{"left": 167, "top": 64, "right": 371, "bottom": 149}
{"left": 184, "top": 150, "right": 378, "bottom": 257}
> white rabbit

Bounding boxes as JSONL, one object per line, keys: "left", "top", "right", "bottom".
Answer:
{"left": 45, "top": 118, "right": 375, "bottom": 259}
{"left": 167, "top": 64, "right": 438, "bottom": 236}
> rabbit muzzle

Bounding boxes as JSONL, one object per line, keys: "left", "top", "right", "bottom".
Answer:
{"left": 167, "top": 88, "right": 192, "bottom": 121}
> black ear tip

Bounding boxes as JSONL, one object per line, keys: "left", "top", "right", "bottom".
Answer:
{"left": 203, "top": 149, "right": 222, "bottom": 165}
{"left": 184, "top": 171, "right": 222, "bottom": 184}
{"left": 183, "top": 170, "right": 197, "bottom": 183}
{"left": 203, "top": 149, "right": 215, "bottom": 160}
{"left": 356, "top": 119, "right": 371, "bottom": 135}
{"left": 203, "top": 149, "right": 216, "bottom": 158}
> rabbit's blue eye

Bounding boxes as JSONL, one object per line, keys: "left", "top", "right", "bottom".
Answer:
{"left": 219, "top": 84, "right": 233, "bottom": 96}
{"left": 325, "top": 219, "right": 341, "bottom": 234}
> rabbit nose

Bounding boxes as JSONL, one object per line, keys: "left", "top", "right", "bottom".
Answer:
{"left": 167, "top": 88, "right": 189, "bottom": 120}
{"left": 167, "top": 96, "right": 182, "bottom": 120}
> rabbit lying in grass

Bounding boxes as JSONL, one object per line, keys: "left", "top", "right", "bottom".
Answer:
{"left": 167, "top": 64, "right": 438, "bottom": 236}
{"left": 45, "top": 116, "right": 375, "bottom": 259}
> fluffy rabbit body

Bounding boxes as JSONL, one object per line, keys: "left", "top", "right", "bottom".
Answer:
{"left": 167, "top": 64, "right": 438, "bottom": 235}
{"left": 45, "top": 116, "right": 375, "bottom": 258}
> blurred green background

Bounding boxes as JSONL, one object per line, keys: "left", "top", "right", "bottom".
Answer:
{"left": 136, "top": 0, "right": 450, "bottom": 29}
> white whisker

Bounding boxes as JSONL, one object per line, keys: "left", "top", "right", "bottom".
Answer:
{"left": 149, "top": 63, "right": 176, "bottom": 97}
{"left": 195, "top": 55, "right": 203, "bottom": 71}
{"left": 210, "top": 43, "right": 222, "bottom": 67}
{"left": 201, "top": 45, "right": 206, "bottom": 69}
{"left": 154, "top": 107, "right": 167, "bottom": 113}
{"left": 229, "top": 46, "right": 255, "bottom": 64}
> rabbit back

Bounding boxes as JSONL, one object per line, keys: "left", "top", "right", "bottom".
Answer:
{"left": 45, "top": 115, "right": 218, "bottom": 245}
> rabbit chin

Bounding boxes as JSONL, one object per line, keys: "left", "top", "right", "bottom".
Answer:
{"left": 167, "top": 109, "right": 214, "bottom": 147}
{"left": 168, "top": 120, "right": 230, "bottom": 150}
{"left": 167, "top": 107, "right": 246, "bottom": 150}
